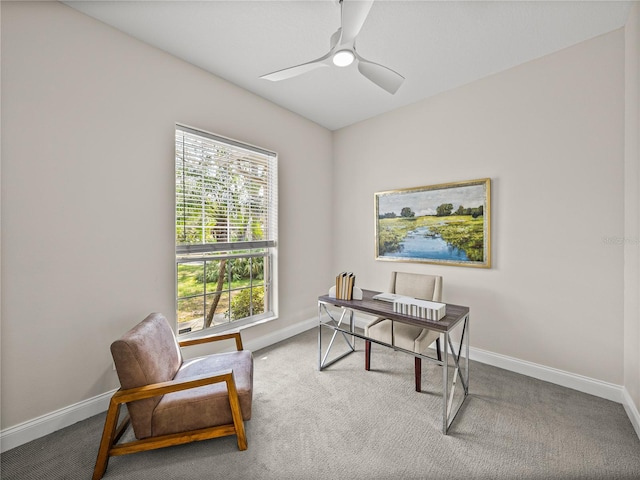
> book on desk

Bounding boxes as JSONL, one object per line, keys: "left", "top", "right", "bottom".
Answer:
{"left": 329, "top": 272, "right": 363, "bottom": 300}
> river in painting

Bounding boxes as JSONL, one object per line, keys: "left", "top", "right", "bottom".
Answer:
{"left": 385, "top": 226, "right": 469, "bottom": 261}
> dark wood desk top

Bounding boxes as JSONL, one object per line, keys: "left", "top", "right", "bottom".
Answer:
{"left": 318, "top": 289, "right": 469, "bottom": 333}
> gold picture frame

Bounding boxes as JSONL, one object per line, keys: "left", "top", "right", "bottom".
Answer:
{"left": 375, "top": 178, "right": 491, "bottom": 268}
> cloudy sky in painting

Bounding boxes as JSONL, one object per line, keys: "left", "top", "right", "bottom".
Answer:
{"left": 377, "top": 183, "right": 486, "bottom": 217}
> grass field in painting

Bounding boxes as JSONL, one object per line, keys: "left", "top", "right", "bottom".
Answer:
{"left": 378, "top": 215, "right": 485, "bottom": 262}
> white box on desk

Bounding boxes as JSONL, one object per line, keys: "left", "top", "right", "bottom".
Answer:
{"left": 392, "top": 297, "right": 446, "bottom": 320}
{"left": 328, "top": 285, "right": 363, "bottom": 300}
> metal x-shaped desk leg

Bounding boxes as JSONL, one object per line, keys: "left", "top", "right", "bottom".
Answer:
{"left": 318, "top": 303, "right": 356, "bottom": 370}
{"left": 442, "top": 314, "right": 470, "bottom": 433}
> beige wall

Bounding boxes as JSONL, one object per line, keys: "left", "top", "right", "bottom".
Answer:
{"left": 0, "top": 1, "right": 333, "bottom": 428}
{"left": 332, "top": 29, "right": 626, "bottom": 384}
{"left": 624, "top": 3, "right": 640, "bottom": 416}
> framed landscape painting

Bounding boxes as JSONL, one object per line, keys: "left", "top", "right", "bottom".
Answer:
{"left": 375, "top": 178, "right": 491, "bottom": 268}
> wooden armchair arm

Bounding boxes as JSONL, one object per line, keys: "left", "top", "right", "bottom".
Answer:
{"left": 112, "top": 369, "right": 236, "bottom": 404}
{"left": 94, "top": 368, "right": 246, "bottom": 479}
{"left": 179, "top": 331, "right": 244, "bottom": 351}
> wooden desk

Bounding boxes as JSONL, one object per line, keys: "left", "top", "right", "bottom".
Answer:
{"left": 317, "top": 289, "right": 470, "bottom": 434}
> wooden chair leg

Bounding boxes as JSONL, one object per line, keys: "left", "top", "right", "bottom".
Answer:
{"left": 93, "top": 397, "right": 122, "bottom": 480}
{"left": 415, "top": 357, "right": 422, "bottom": 392}
{"left": 225, "top": 374, "right": 248, "bottom": 451}
{"left": 365, "top": 340, "right": 371, "bottom": 371}
{"left": 436, "top": 337, "right": 442, "bottom": 362}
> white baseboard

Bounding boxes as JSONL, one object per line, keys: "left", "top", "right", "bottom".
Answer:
{"left": 466, "top": 345, "right": 624, "bottom": 403}
{"left": 2, "top": 314, "right": 638, "bottom": 452}
{"left": 244, "top": 316, "right": 317, "bottom": 353}
{"left": 622, "top": 387, "right": 640, "bottom": 439}
{"left": 0, "top": 388, "right": 116, "bottom": 453}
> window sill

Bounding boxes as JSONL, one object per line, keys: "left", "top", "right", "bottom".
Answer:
{"left": 177, "top": 313, "right": 278, "bottom": 342}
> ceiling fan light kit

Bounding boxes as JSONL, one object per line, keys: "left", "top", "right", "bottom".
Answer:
{"left": 332, "top": 50, "right": 355, "bottom": 67}
{"left": 260, "top": 0, "right": 404, "bottom": 95}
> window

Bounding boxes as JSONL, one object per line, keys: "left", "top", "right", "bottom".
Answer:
{"left": 175, "top": 125, "right": 277, "bottom": 336}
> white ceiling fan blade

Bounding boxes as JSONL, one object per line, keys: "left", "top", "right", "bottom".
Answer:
{"left": 330, "top": 28, "right": 342, "bottom": 50}
{"left": 357, "top": 57, "right": 404, "bottom": 94}
{"left": 260, "top": 53, "right": 331, "bottom": 82}
{"left": 340, "top": 0, "right": 374, "bottom": 45}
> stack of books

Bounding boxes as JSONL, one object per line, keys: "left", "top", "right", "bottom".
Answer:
{"left": 335, "top": 272, "right": 356, "bottom": 300}
{"left": 392, "top": 297, "right": 446, "bottom": 321}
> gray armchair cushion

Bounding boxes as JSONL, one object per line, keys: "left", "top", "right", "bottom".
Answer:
{"left": 111, "top": 313, "right": 183, "bottom": 439}
{"left": 152, "top": 350, "right": 253, "bottom": 437}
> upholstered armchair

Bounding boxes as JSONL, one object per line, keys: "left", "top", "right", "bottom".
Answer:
{"left": 364, "top": 272, "right": 443, "bottom": 392}
{"left": 93, "top": 313, "right": 253, "bottom": 480}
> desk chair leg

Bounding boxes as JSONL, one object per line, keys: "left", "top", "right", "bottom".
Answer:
{"left": 365, "top": 340, "right": 371, "bottom": 370}
{"left": 415, "top": 357, "right": 422, "bottom": 392}
{"left": 415, "top": 338, "right": 442, "bottom": 392}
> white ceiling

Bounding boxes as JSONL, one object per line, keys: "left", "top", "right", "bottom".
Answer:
{"left": 63, "top": 0, "right": 633, "bottom": 131}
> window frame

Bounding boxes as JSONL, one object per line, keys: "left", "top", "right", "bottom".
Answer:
{"left": 175, "top": 124, "right": 278, "bottom": 339}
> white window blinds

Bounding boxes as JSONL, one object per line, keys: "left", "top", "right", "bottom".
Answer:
{"left": 176, "top": 125, "right": 277, "bottom": 254}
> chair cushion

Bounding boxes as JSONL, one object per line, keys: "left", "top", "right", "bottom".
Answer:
{"left": 365, "top": 272, "right": 442, "bottom": 354}
{"left": 152, "top": 350, "right": 253, "bottom": 437}
{"left": 364, "top": 318, "right": 392, "bottom": 345}
{"left": 414, "top": 327, "right": 440, "bottom": 353}
{"left": 111, "top": 313, "right": 183, "bottom": 439}
{"left": 366, "top": 319, "right": 439, "bottom": 354}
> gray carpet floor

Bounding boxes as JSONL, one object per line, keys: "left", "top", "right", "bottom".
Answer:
{"left": 2, "top": 327, "right": 640, "bottom": 480}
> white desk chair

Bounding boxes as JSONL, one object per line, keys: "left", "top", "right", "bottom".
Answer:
{"left": 364, "top": 272, "right": 443, "bottom": 392}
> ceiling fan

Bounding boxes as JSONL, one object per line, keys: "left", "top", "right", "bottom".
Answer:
{"left": 260, "top": 0, "right": 404, "bottom": 95}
